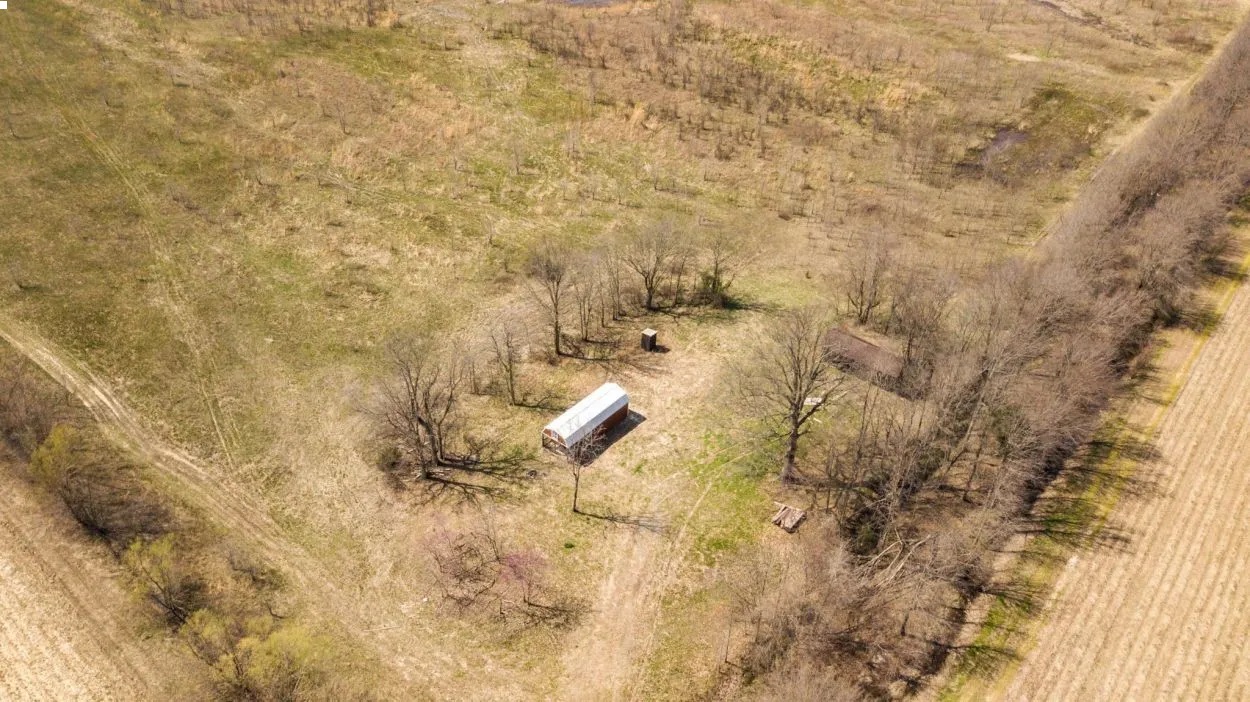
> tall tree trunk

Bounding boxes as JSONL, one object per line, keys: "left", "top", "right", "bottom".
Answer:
{"left": 783, "top": 422, "right": 800, "bottom": 481}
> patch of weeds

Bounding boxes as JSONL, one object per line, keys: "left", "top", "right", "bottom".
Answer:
{"left": 687, "top": 433, "right": 773, "bottom": 565}
{"left": 518, "top": 60, "right": 582, "bottom": 123}
{"left": 960, "top": 83, "right": 1125, "bottom": 186}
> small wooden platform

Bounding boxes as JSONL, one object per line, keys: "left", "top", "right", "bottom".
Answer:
{"left": 771, "top": 503, "right": 806, "bottom": 533}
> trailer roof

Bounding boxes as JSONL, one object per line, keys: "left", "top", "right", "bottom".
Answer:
{"left": 544, "top": 382, "right": 629, "bottom": 447}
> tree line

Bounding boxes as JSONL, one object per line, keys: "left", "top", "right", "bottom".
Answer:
{"left": 729, "top": 15, "right": 1250, "bottom": 698}
{"left": 0, "top": 353, "right": 362, "bottom": 701}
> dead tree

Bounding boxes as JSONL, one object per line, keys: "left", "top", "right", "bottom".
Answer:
{"left": 31, "top": 424, "right": 170, "bottom": 549}
{"left": 0, "top": 356, "right": 71, "bottom": 457}
{"left": 838, "top": 230, "right": 895, "bottom": 325}
{"left": 375, "top": 336, "right": 466, "bottom": 477}
{"left": 586, "top": 247, "right": 625, "bottom": 326}
{"left": 565, "top": 432, "right": 604, "bottom": 513}
{"left": 528, "top": 238, "right": 573, "bottom": 357}
{"left": 567, "top": 457, "right": 585, "bottom": 514}
{"left": 742, "top": 308, "right": 845, "bottom": 481}
{"left": 620, "top": 220, "right": 688, "bottom": 310}
{"left": 488, "top": 315, "right": 528, "bottom": 406}
{"left": 887, "top": 264, "right": 955, "bottom": 390}
{"left": 428, "top": 515, "right": 584, "bottom": 628}
{"left": 570, "top": 268, "right": 600, "bottom": 343}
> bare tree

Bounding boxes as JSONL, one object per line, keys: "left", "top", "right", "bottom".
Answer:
{"left": 700, "top": 227, "right": 755, "bottom": 307}
{"left": 375, "top": 336, "right": 466, "bottom": 477}
{"left": 570, "top": 267, "right": 600, "bottom": 343}
{"left": 667, "top": 243, "right": 695, "bottom": 308}
{"left": 0, "top": 356, "right": 71, "bottom": 457}
{"left": 31, "top": 424, "right": 170, "bottom": 549}
{"left": 742, "top": 308, "right": 846, "bottom": 481}
{"left": 528, "top": 238, "right": 573, "bottom": 357}
{"left": 564, "top": 431, "right": 605, "bottom": 513}
{"left": 620, "top": 220, "right": 688, "bottom": 310}
{"left": 488, "top": 315, "right": 528, "bottom": 406}
{"left": 567, "top": 457, "right": 585, "bottom": 514}
{"left": 428, "top": 515, "right": 584, "bottom": 628}
{"left": 886, "top": 264, "right": 956, "bottom": 394}
{"left": 590, "top": 243, "right": 627, "bottom": 323}
{"left": 838, "top": 230, "right": 895, "bottom": 325}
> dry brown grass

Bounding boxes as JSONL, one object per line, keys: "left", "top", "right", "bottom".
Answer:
{"left": 0, "top": 0, "right": 1244, "bottom": 698}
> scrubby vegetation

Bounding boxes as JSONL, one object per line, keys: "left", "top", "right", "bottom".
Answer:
{"left": 1, "top": 0, "right": 1247, "bottom": 699}
{"left": 724, "top": 16, "right": 1250, "bottom": 697}
{"left": 0, "top": 351, "right": 359, "bottom": 700}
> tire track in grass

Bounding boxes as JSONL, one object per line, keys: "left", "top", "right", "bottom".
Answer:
{"left": 0, "top": 317, "right": 428, "bottom": 693}
{"left": 3, "top": 9, "right": 241, "bottom": 472}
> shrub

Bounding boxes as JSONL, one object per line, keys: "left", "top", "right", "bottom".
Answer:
{"left": 123, "top": 535, "right": 206, "bottom": 625}
{"left": 31, "top": 424, "right": 172, "bottom": 549}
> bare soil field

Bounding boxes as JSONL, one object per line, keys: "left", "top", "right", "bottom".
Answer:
{"left": 990, "top": 259, "right": 1250, "bottom": 700}
{"left": 0, "top": 466, "right": 197, "bottom": 701}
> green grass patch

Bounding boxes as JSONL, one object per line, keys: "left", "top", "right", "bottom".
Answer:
{"left": 687, "top": 431, "right": 772, "bottom": 565}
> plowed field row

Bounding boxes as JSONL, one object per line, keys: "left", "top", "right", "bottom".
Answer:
{"left": 0, "top": 468, "right": 187, "bottom": 701}
{"left": 997, "top": 270, "right": 1250, "bottom": 700}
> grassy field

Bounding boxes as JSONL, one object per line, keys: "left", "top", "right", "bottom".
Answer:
{"left": 0, "top": 0, "right": 1243, "bottom": 697}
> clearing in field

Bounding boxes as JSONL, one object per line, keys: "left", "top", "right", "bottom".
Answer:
{"left": 2, "top": 0, "right": 1249, "bottom": 698}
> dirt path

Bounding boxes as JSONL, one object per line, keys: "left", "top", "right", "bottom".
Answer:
{"left": 0, "top": 468, "right": 192, "bottom": 701}
{"left": 992, "top": 269, "right": 1250, "bottom": 700}
{"left": 0, "top": 316, "right": 449, "bottom": 695}
{"left": 5, "top": 4, "right": 242, "bottom": 470}
{"left": 0, "top": 318, "right": 305, "bottom": 584}
{"left": 561, "top": 521, "right": 666, "bottom": 701}
{"left": 556, "top": 337, "right": 730, "bottom": 701}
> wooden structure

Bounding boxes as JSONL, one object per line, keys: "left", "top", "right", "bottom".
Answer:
{"left": 825, "top": 327, "right": 908, "bottom": 391}
{"left": 641, "top": 328, "right": 658, "bottom": 352}
{"left": 771, "top": 503, "right": 806, "bottom": 533}
{"left": 542, "top": 382, "right": 630, "bottom": 454}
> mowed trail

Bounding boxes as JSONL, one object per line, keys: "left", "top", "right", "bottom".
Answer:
{"left": 0, "top": 468, "right": 188, "bottom": 701}
{"left": 997, "top": 275, "right": 1250, "bottom": 700}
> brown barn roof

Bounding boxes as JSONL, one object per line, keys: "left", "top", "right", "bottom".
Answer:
{"left": 825, "top": 327, "right": 905, "bottom": 381}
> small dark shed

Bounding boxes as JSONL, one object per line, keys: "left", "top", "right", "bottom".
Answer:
{"left": 641, "top": 328, "right": 658, "bottom": 352}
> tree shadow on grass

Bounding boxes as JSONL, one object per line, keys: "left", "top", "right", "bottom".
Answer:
{"left": 391, "top": 448, "right": 535, "bottom": 507}
{"left": 649, "top": 294, "right": 777, "bottom": 320}
{"left": 1175, "top": 299, "right": 1225, "bottom": 336}
{"left": 945, "top": 640, "right": 1021, "bottom": 676}
{"left": 389, "top": 472, "right": 509, "bottom": 507}
{"left": 1015, "top": 420, "right": 1166, "bottom": 554}
{"left": 575, "top": 505, "right": 667, "bottom": 534}
{"left": 1201, "top": 236, "right": 1247, "bottom": 284}
{"left": 562, "top": 345, "right": 667, "bottom": 376}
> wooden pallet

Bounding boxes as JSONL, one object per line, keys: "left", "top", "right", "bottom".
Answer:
{"left": 771, "top": 503, "right": 806, "bottom": 533}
